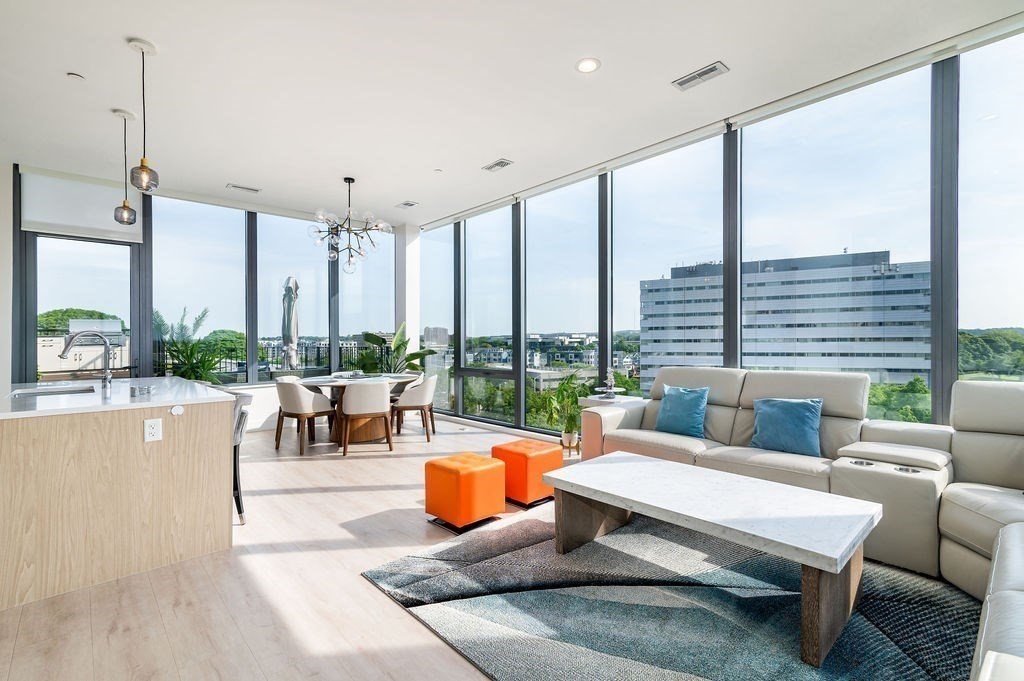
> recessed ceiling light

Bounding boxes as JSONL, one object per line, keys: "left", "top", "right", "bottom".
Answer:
{"left": 575, "top": 57, "right": 601, "bottom": 73}
{"left": 66, "top": 72, "right": 85, "bottom": 80}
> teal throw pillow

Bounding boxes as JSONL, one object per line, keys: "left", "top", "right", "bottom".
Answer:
{"left": 654, "top": 385, "right": 710, "bottom": 438}
{"left": 749, "top": 397, "right": 823, "bottom": 457}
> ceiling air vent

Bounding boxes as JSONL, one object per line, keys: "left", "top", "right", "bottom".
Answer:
{"left": 395, "top": 200, "right": 419, "bottom": 209}
{"left": 671, "top": 61, "right": 729, "bottom": 93}
{"left": 225, "top": 183, "right": 261, "bottom": 194}
{"left": 482, "top": 158, "right": 514, "bottom": 172}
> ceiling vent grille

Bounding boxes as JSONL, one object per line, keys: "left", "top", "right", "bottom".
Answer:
{"left": 395, "top": 200, "right": 419, "bottom": 208}
{"left": 671, "top": 61, "right": 729, "bottom": 93}
{"left": 482, "top": 158, "right": 514, "bottom": 172}
{"left": 225, "top": 183, "right": 261, "bottom": 194}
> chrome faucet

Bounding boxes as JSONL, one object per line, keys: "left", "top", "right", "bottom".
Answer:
{"left": 59, "top": 331, "right": 113, "bottom": 387}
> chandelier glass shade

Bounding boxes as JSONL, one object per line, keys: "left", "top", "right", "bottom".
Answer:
{"left": 308, "top": 177, "right": 393, "bottom": 273}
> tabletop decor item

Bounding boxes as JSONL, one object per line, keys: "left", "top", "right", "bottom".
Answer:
{"left": 308, "top": 177, "right": 393, "bottom": 273}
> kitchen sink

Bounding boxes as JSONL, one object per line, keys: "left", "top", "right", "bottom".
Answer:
{"left": 9, "top": 384, "right": 97, "bottom": 398}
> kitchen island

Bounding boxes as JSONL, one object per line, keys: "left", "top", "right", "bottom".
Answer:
{"left": 0, "top": 377, "right": 235, "bottom": 610}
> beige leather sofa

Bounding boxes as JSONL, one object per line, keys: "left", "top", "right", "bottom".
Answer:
{"left": 972, "top": 523, "right": 1024, "bottom": 680}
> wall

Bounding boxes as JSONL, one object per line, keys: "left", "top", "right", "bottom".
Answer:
{"left": 0, "top": 160, "right": 13, "bottom": 392}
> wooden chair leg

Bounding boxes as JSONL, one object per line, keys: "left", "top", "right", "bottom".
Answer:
{"left": 275, "top": 409, "right": 284, "bottom": 450}
{"left": 307, "top": 416, "right": 316, "bottom": 443}
{"left": 396, "top": 409, "right": 403, "bottom": 434}
{"left": 342, "top": 417, "right": 351, "bottom": 456}
{"left": 299, "top": 417, "right": 307, "bottom": 456}
{"left": 422, "top": 407, "right": 431, "bottom": 442}
{"left": 429, "top": 405, "right": 436, "bottom": 434}
{"left": 296, "top": 417, "right": 302, "bottom": 434}
{"left": 383, "top": 414, "right": 394, "bottom": 451}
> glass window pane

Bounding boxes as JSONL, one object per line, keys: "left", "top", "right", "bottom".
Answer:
{"left": 462, "top": 376, "right": 515, "bottom": 424}
{"left": 420, "top": 225, "right": 454, "bottom": 410}
{"left": 257, "top": 214, "right": 330, "bottom": 381}
{"left": 152, "top": 197, "right": 247, "bottom": 384}
{"left": 613, "top": 138, "right": 724, "bottom": 395}
{"left": 525, "top": 179, "right": 599, "bottom": 428}
{"left": 959, "top": 34, "right": 1024, "bottom": 383}
{"left": 339, "top": 232, "right": 395, "bottom": 366}
{"left": 741, "top": 67, "right": 932, "bottom": 422}
{"left": 35, "top": 237, "right": 132, "bottom": 381}
{"left": 464, "top": 207, "right": 512, "bottom": 368}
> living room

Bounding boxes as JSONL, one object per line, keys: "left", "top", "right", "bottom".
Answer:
{"left": 1, "top": 2, "right": 1024, "bottom": 680}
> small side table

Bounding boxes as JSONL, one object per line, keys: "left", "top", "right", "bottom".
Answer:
{"left": 578, "top": 394, "right": 644, "bottom": 408}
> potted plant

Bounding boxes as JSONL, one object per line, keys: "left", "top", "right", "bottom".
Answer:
{"left": 543, "top": 372, "right": 593, "bottom": 448}
{"left": 360, "top": 322, "right": 436, "bottom": 373}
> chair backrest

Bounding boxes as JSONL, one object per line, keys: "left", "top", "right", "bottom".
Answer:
{"left": 391, "top": 370, "right": 423, "bottom": 396}
{"left": 950, "top": 380, "right": 1024, "bottom": 488}
{"left": 730, "top": 370, "right": 870, "bottom": 458}
{"left": 276, "top": 377, "right": 317, "bottom": 414}
{"left": 342, "top": 381, "right": 391, "bottom": 416}
{"left": 396, "top": 374, "right": 438, "bottom": 408}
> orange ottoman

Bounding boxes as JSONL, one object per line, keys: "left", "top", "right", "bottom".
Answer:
{"left": 491, "top": 439, "right": 563, "bottom": 506}
{"left": 425, "top": 453, "right": 505, "bottom": 531}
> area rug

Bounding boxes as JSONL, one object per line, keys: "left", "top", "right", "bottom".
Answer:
{"left": 363, "top": 505, "right": 980, "bottom": 681}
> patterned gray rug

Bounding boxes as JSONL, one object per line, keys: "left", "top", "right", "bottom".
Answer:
{"left": 363, "top": 505, "right": 980, "bottom": 681}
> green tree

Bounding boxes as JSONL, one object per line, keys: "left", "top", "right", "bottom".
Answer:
{"left": 37, "top": 308, "right": 124, "bottom": 333}
{"left": 202, "top": 329, "right": 247, "bottom": 360}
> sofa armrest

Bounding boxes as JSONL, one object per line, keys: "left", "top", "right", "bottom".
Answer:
{"left": 837, "top": 441, "right": 952, "bottom": 471}
{"left": 861, "top": 420, "right": 953, "bottom": 452}
{"left": 581, "top": 401, "right": 648, "bottom": 461}
{"left": 976, "top": 651, "right": 1024, "bottom": 681}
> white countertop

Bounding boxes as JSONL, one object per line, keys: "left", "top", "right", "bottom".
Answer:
{"left": 543, "top": 451, "right": 883, "bottom": 573}
{"left": 0, "top": 377, "right": 235, "bottom": 420}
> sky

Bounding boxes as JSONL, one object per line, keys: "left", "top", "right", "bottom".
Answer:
{"left": 32, "top": 34, "right": 1024, "bottom": 337}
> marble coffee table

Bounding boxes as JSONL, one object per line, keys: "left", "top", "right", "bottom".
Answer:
{"left": 542, "top": 451, "right": 883, "bottom": 667}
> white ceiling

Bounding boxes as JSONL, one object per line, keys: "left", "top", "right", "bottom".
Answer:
{"left": 1, "top": 1, "right": 1023, "bottom": 227}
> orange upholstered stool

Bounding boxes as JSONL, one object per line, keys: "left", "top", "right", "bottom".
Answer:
{"left": 424, "top": 453, "right": 506, "bottom": 531}
{"left": 491, "top": 439, "right": 563, "bottom": 506}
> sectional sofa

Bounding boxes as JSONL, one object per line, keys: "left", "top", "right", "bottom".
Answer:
{"left": 581, "top": 366, "right": 1024, "bottom": 678}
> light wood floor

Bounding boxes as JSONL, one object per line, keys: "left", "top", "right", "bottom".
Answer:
{"left": 0, "top": 417, "right": 528, "bottom": 681}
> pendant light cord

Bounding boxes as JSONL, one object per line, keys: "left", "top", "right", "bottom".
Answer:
{"left": 141, "top": 51, "right": 147, "bottom": 158}
{"left": 123, "top": 117, "right": 129, "bottom": 201}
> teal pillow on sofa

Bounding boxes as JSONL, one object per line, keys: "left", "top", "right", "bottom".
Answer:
{"left": 749, "top": 397, "right": 823, "bottom": 457}
{"left": 654, "top": 385, "right": 710, "bottom": 438}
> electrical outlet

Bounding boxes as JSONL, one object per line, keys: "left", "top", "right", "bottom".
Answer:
{"left": 144, "top": 418, "right": 163, "bottom": 442}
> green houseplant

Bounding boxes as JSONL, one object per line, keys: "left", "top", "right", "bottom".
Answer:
{"left": 153, "top": 307, "right": 226, "bottom": 383}
{"left": 359, "top": 322, "right": 436, "bottom": 373}
{"left": 543, "top": 372, "right": 593, "bottom": 447}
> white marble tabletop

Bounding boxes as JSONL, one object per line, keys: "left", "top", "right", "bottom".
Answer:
{"left": 543, "top": 451, "right": 882, "bottom": 573}
{"left": 578, "top": 394, "right": 645, "bottom": 408}
{"left": 299, "top": 373, "right": 417, "bottom": 388}
{"left": 0, "top": 376, "right": 235, "bottom": 420}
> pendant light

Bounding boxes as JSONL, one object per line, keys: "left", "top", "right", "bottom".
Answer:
{"left": 128, "top": 38, "right": 159, "bottom": 192}
{"left": 112, "top": 109, "right": 137, "bottom": 225}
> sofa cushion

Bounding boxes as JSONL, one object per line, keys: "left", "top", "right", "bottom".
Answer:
{"left": 695, "top": 445, "right": 832, "bottom": 492}
{"left": 987, "top": 523, "right": 1024, "bottom": 596}
{"left": 952, "top": 380, "right": 1024, "bottom": 436}
{"left": 643, "top": 402, "right": 737, "bottom": 445}
{"left": 749, "top": 397, "right": 823, "bottom": 457}
{"left": 731, "top": 410, "right": 862, "bottom": 459}
{"left": 951, "top": 431, "right": 1024, "bottom": 489}
{"left": 738, "top": 370, "right": 869, "bottom": 419}
{"left": 939, "top": 483, "right": 1024, "bottom": 559}
{"left": 603, "top": 429, "right": 722, "bottom": 465}
{"left": 654, "top": 386, "right": 709, "bottom": 438}
{"left": 972, "top": 591, "right": 1024, "bottom": 681}
{"left": 837, "top": 441, "right": 952, "bottom": 471}
{"left": 649, "top": 366, "right": 746, "bottom": 406}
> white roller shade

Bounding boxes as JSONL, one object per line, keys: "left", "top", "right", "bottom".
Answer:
{"left": 20, "top": 170, "right": 143, "bottom": 243}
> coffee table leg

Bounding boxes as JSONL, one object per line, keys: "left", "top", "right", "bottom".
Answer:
{"left": 800, "top": 544, "right": 864, "bottom": 667}
{"left": 553, "top": 489, "right": 631, "bottom": 554}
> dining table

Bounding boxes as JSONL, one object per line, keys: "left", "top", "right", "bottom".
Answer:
{"left": 299, "top": 372, "right": 421, "bottom": 444}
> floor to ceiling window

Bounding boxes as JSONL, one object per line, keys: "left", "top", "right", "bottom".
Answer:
{"left": 612, "top": 138, "right": 724, "bottom": 395}
{"left": 463, "top": 207, "right": 514, "bottom": 422}
{"left": 35, "top": 237, "right": 132, "bottom": 381}
{"left": 257, "top": 214, "right": 330, "bottom": 381}
{"left": 420, "top": 224, "right": 455, "bottom": 410}
{"left": 741, "top": 66, "right": 932, "bottom": 421}
{"left": 338, "top": 232, "right": 395, "bottom": 368}
{"left": 151, "top": 197, "right": 247, "bottom": 384}
{"left": 958, "top": 33, "right": 1024, "bottom": 383}
{"left": 524, "top": 178, "right": 599, "bottom": 428}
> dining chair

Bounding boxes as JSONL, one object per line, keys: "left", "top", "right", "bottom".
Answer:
{"left": 392, "top": 374, "right": 438, "bottom": 442}
{"left": 390, "top": 370, "right": 423, "bottom": 402}
{"left": 275, "top": 376, "right": 335, "bottom": 456}
{"left": 340, "top": 381, "right": 394, "bottom": 456}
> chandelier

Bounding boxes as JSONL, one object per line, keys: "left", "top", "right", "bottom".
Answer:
{"left": 308, "top": 177, "right": 393, "bottom": 273}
